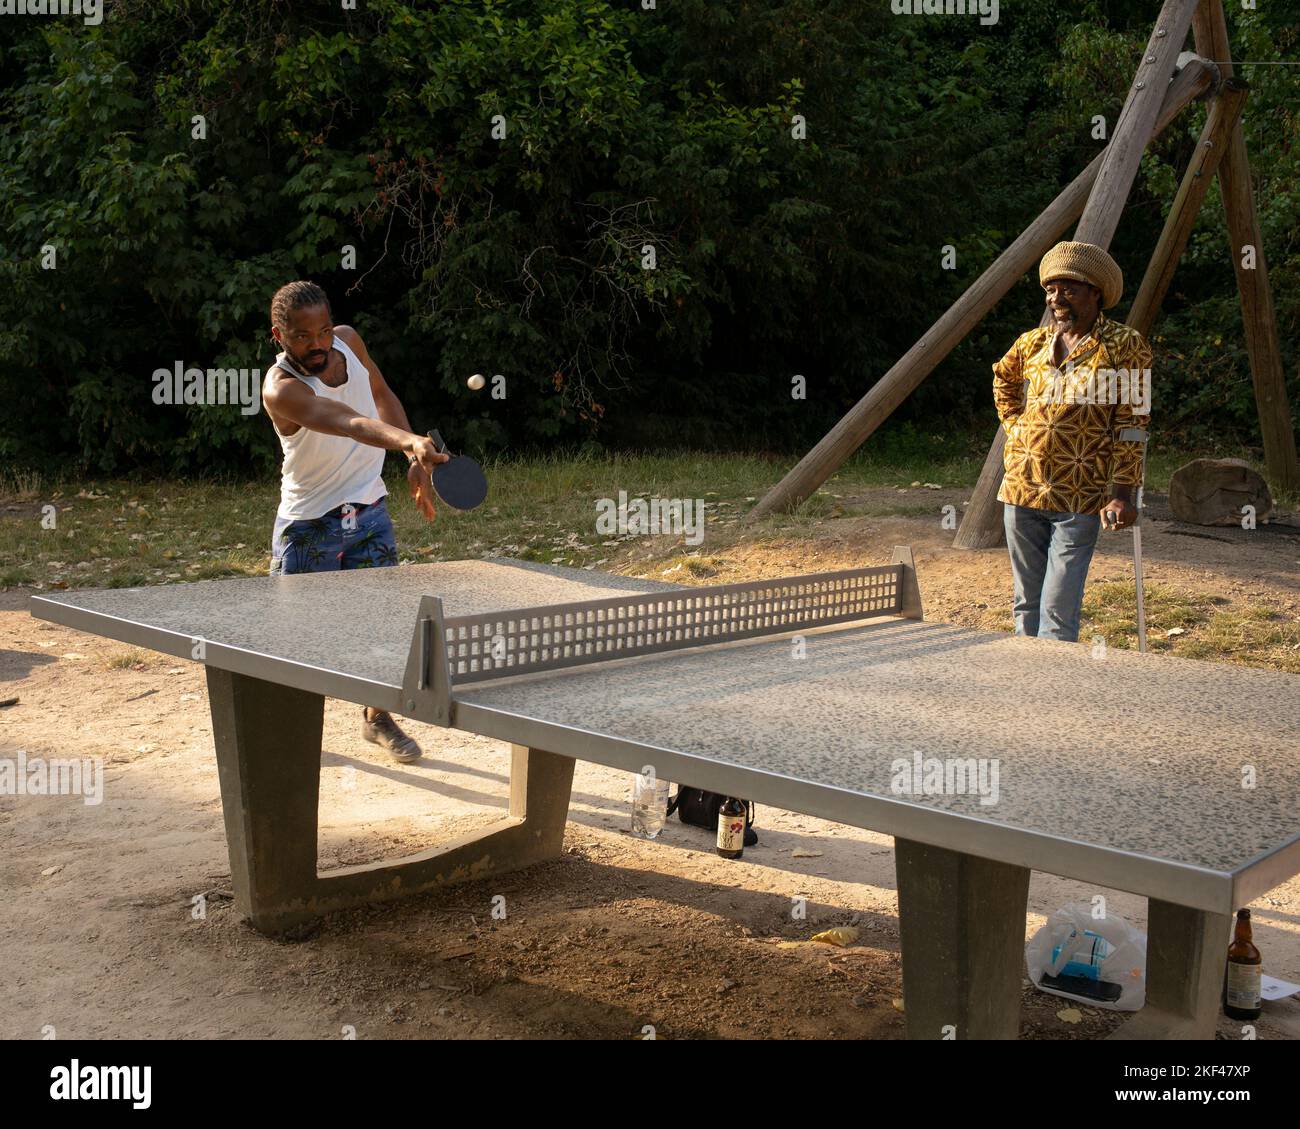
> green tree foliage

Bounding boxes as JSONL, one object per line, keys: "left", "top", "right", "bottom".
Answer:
{"left": 0, "top": 0, "right": 1295, "bottom": 473}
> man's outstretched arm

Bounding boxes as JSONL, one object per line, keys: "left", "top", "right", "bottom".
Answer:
{"left": 334, "top": 324, "right": 442, "bottom": 519}
{"left": 334, "top": 325, "right": 416, "bottom": 436}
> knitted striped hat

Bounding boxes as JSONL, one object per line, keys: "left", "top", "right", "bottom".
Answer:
{"left": 1039, "top": 241, "right": 1123, "bottom": 309}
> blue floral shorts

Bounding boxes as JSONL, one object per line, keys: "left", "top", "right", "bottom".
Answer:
{"left": 269, "top": 497, "right": 398, "bottom": 574}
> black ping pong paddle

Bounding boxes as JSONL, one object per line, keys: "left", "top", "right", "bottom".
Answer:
{"left": 424, "top": 429, "right": 488, "bottom": 511}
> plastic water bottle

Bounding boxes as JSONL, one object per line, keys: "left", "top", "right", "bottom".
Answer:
{"left": 630, "top": 769, "right": 669, "bottom": 839}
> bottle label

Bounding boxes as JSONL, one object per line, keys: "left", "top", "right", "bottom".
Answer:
{"left": 717, "top": 814, "right": 745, "bottom": 853}
{"left": 1226, "top": 961, "right": 1261, "bottom": 1009}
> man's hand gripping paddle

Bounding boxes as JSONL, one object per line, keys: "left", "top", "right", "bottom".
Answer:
{"left": 415, "top": 429, "right": 488, "bottom": 513}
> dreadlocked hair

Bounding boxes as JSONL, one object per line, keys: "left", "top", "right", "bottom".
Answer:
{"left": 271, "top": 281, "right": 332, "bottom": 331}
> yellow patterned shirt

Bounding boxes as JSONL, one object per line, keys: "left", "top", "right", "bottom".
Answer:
{"left": 992, "top": 312, "right": 1152, "bottom": 515}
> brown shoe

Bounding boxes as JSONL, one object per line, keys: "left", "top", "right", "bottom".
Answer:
{"left": 361, "top": 708, "right": 422, "bottom": 763}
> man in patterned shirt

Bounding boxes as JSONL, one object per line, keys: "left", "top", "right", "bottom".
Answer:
{"left": 992, "top": 241, "right": 1152, "bottom": 643}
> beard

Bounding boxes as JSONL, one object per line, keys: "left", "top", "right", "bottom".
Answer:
{"left": 291, "top": 346, "right": 329, "bottom": 373}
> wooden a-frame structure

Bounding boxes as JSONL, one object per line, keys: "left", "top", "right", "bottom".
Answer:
{"left": 749, "top": 0, "right": 1298, "bottom": 547}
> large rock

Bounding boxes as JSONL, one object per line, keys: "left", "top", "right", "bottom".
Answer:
{"left": 1168, "top": 458, "right": 1273, "bottom": 525}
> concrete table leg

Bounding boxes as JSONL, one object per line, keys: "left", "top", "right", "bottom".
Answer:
{"left": 206, "top": 668, "right": 575, "bottom": 934}
{"left": 1110, "top": 900, "right": 1231, "bottom": 1040}
{"left": 207, "top": 667, "right": 323, "bottom": 928}
{"left": 895, "top": 837, "right": 1031, "bottom": 1039}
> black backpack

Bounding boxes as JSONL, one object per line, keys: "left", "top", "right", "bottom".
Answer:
{"left": 666, "top": 787, "right": 758, "bottom": 847}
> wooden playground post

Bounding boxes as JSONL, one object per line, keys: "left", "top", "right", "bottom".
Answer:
{"left": 1192, "top": 0, "right": 1299, "bottom": 494}
{"left": 1128, "top": 77, "right": 1248, "bottom": 337}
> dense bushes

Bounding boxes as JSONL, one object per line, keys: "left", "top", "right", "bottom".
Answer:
{"left": 1, "top": 0, "right": 1294, "bottom": 474}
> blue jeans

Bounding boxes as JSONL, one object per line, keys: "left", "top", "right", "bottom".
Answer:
{"left": 1003, "top": 503, "right": 1100, "bottom": 643}
{"left": 269, "top": 497, "right": 397, "bottom": 575}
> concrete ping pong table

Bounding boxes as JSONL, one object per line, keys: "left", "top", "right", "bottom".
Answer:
{"left": 29, "top": 551, "right": 1300, "bottom": 1040}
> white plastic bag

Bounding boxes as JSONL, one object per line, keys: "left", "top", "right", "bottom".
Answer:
{"left": 1025, "top": 902, "right": 1147, "bottom": 1011}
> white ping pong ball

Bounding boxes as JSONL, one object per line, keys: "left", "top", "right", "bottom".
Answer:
{"left": 467, "top": 373, "right": 486, "bottom": 391}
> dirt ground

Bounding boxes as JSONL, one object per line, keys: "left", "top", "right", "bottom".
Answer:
{"left": 3, "top": 490, "right": 1300, "bottom": 1040}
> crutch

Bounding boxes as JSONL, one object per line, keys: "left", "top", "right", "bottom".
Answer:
{"left": 1104, "top": 427, "right": 1149, "bottom": 652}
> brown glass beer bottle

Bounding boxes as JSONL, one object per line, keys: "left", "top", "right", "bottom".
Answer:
{"left": 716, "top": 797, "right": 745, "bottom": 859}
{"left": 1223, "top": 908, "right": 1262, "bottom": 1021}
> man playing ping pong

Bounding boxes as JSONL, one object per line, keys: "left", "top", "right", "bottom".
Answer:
{"left": 262, "top": 280, "right": 446, "bottom": 762}
{"left": 992, "top": 242, "right": 1152, "bottom": 643}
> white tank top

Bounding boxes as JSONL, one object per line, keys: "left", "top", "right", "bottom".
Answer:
{"left": 273, "top": 337, "right": 388, "bottom": 520}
